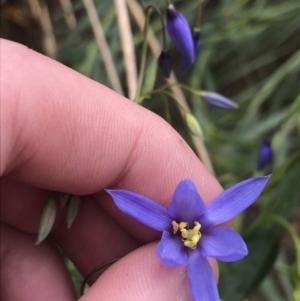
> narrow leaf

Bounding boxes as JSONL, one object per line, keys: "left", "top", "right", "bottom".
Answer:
{"left": 59, "top": 192, "right": 70, "bottom": 208}
{"left": 36, "top": 194, "right": 57, "bottom": 245}
{"left": 140, "top": 57, "right": 157, "bottom": 100}
{"left": 67, "top": 195, "right": 81, "bottom": 229}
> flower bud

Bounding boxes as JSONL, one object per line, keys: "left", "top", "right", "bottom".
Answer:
{"left": 166, "top": 4, "right": 195, "bottom": 71}
{"left": 192, "top": 28, "right": 201, "bottom": 56}
{"left": 185, "top": 112, "right": 204, "bottom": 139}
{"left": 202, "top": 91, "right": 238, "bottom": 109}
{"left": 158, "top": 50, "right": 172, "bottom": 78}
{"left": 257, "top": 141, "right": 273, "bottom": 170}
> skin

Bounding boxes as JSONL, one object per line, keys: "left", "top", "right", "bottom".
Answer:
{"left": 0, "top": 39, "right": 224, "bottom": 301}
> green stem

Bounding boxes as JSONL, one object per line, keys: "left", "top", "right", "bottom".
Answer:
{"left": 151, "top": 90, "right": 187, "bottom": 113}
{"left": 134, "top": 5, "right": 167, "bottom": 103}
{"left": 195, "top": 0, "right": 203, "bottom": 28}
{"left": 134, "top": 8, "right": 151, "bottom": 103}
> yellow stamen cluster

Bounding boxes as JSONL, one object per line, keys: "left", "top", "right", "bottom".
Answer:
{"left": 172, "top": 221, "right": 201, "bottom": 249}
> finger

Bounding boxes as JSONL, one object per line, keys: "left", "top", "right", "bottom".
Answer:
{"left": 1, "top": 39, "right": 223, "bottom": 240}
{"left": 80, "top": 243, "right": 218, "bottom": 301}
{"left": 1, "top": 177, "right": 139, "bottom": 280}
{"left": 1, "top": 38, "right": 222, "bottom": 198}
{"left": 1, "top": 39, "right": 223, "bottom": 288}
{"left": 1, "top": 223, "right": 75, "bottom": 301}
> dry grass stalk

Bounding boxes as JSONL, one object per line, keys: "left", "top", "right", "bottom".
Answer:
{"left": 58, "top": 0, "right": 77, "bottom": 28}
{"left": 126, "top": 0, "right": 215, "bottom": 175}
{"left": 114, "top": 0, "right": 138, "bottom": 100}
{"left": 27, "top": 0, "right": 57, "bottom": 57}
{"left": 82, "top": 0, "right": 124, "bottom": 95}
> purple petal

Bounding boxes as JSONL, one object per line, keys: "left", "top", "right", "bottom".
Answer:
{"left": 202, "top": 91, "right": 238, "bottom": 109}
{"left": 202, "top": 176, "right": 270, "bottom": 229}
{"left": 199, "top": 227, "right": 248, "bottom": 262}
{"left": 187, "top": 249, "right": 220, "bottom": 301}
{"left": 156, "top": 230, "right": 188, "bottom": 266}
{"left": 168, "top": 179, "right": 206, "bottom": 224}
{"left": 166, "top": 5, "right": 195, "bottom": 71}
{"left": 106, "top": 189, "right": 171, "bottom": 231}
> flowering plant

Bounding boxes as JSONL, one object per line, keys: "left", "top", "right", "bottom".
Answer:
{"left": 107, "top": 176, "right": 270, "bottom": 301}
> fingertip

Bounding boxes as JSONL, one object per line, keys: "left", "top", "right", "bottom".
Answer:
{"left": 81, "top": 243, "right": 218, "bottom": 301}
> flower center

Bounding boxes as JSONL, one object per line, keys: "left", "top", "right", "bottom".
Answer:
{"left": 172, "top": 221, "right": 201, "bottom": 249}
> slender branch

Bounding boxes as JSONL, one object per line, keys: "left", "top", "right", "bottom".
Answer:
{"left": 82, "top": 0, "right": 124, "bottom": 95}
{"left": 58, "top": 0, "right": 77, "bottom": 28}
{"left": 114, "top": 0, "right": 138, "bottom": 100}
{"left": 126, "top": 0, "right": 215, "bottom": 175}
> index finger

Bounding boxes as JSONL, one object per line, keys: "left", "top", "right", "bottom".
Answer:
{"left": 1, "top": 39, "right": 223, "bottom": 239}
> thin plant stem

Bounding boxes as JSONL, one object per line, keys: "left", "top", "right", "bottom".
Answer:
{"left": 27, "top": 0, "right": 57, "bottom": 57}
{"left": 114, "top": 0, "right": 138, "bottom": 100}
{"left": 126, "top": 0, "right": 215, "bottom": 175}
{"left": 195, "top": 0, "right": 203, "bottom": 28}
{"left": 134, "top": 6, "right": 151, "bottom": 103}
{"left": 82, "top": 0, "right": 124, "bottom": 95}
{"left": 58, "top": 0, "right": 77, "bottom": 28}
{"left": 134, "top": 5, "right": 167, "bottom": 103}
{"left": 80, "top": 257, "right": 122, "bottom": 296}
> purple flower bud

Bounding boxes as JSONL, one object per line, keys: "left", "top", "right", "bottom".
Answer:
{"left": 192, "top": 28, "right": 201, "bottom": 56}
{"left": 166, "top": 5, "right": 195, "bottom": 71}
{"left": 158, "top": 50, "right": 172, "bottom": 78}
{"left": 257, "top": 141, "right": 273, "bottom": 170}
{"left": 202, "top": 92, "right": 238, "bottom": 109}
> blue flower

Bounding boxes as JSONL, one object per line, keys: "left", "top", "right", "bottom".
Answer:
{"left": 158, "top": 50, "right": 172, "bottom": 78}
{"left": 166, "top": 4, "right": 195, "bottom": 71}
{"left": 192, "top": 28, "right": 201, "bottom": 56}
{"left": 258, "top": 141, "right": 273, "bottom": 170}
{"left": 202, "top": 91, "right": 238, "bottom": 109}
{"left": 106, "top": 176, "right": 270, "bottom": 301}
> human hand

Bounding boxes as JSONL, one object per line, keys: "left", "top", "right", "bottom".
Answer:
{"left": 0, "top": 39, "right": 223, "bottom": 301}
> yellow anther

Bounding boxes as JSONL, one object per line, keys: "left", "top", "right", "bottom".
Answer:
{"left": 193, "top": 221, "right": 201, "bottom": 232}
{"left": 184, "top": 240, "right": 197, "bottom": 249}
{"left": 180, "top": 229, "right": 189, "bottom": 239}
{"left": 171, "top": 220, "right": 202, "bottom": 249}
{"left": 172, "top": 221, "right": 179, "bottom": 234}
{"left": 179, "top": 222, "right": 188, "bottom": 230}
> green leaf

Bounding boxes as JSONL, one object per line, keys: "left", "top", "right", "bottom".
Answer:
{"left": 59, "top": 192, "right": 70, "bottom": 208}
{"left": 36, "top": 194, "right": 57, "bottom": 245}
{"left": 67, "top": 195, "right": 81, "bottom": 229}
{"left": 140, "top": 57, "right": 157, "bottom": 101}
{"left": 219, "top": 160, "right": 300, "bottom": 301}
{"left": 76, "top": 43, "right": 99, "bottom": 77}
{"left": 271, "top": 215, "right": 300, "bottom": 280}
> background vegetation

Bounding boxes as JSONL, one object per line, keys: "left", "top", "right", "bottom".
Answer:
{"left": 1, "top": 0, "right": 300, "bottom": 300}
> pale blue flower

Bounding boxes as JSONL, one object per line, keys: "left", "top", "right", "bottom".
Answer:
{"left": 106, "top": 176, "right": 270, "bottom": 301}
{"left": 202, "top": 91, "right": 238, "bottom": 109}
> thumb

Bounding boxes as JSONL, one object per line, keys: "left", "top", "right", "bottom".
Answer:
{"left": 80, "top": 243, "right": 218, "bottom": 301}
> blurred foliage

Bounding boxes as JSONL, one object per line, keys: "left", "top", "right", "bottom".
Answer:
{"left": 1, "top": 0, "right": 299, "bottom": 300}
